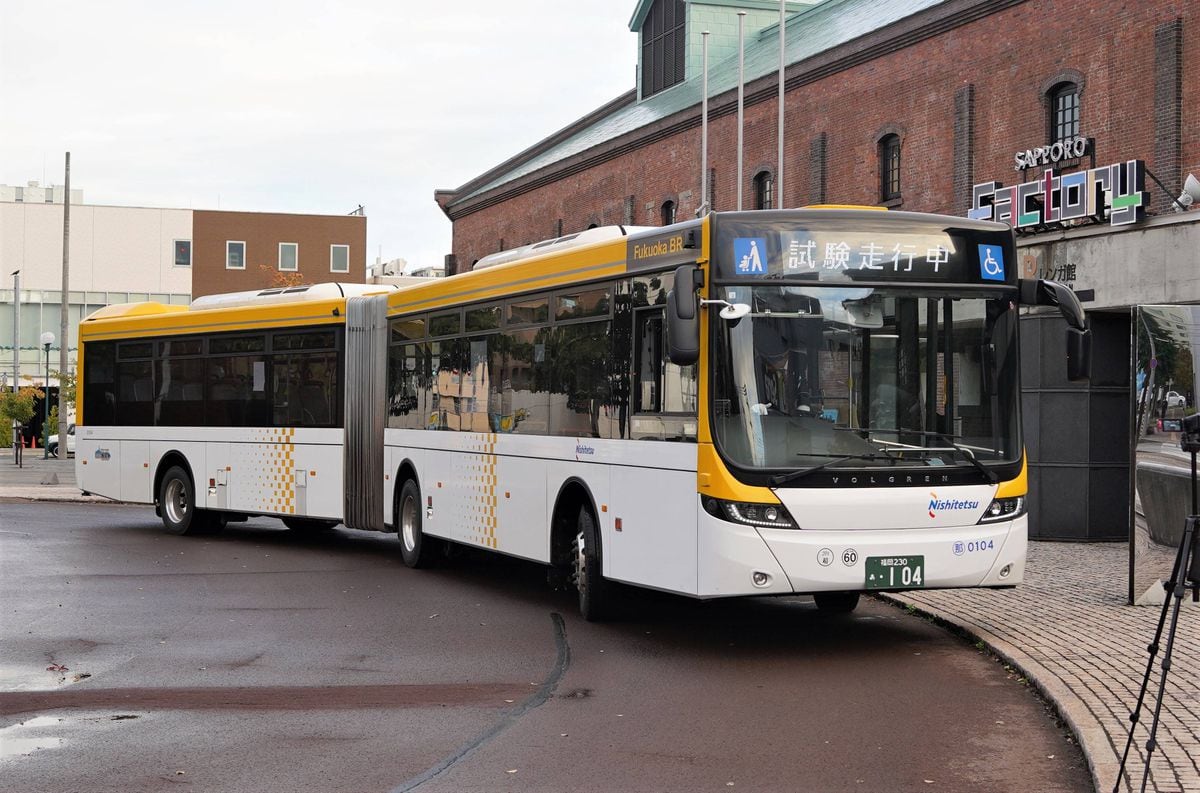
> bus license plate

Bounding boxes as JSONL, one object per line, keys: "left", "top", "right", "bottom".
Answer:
{"left": 865, "top": 555, "right": 925, "bottom": 589}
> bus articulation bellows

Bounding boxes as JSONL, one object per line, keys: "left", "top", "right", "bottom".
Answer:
{"left": 75, "top": 209, "right": 1088, "bottom": 620}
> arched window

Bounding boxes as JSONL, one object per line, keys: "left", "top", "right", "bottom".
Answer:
{"left": 587, "top": 223, "right": 599, "bottom": 230}
{"left": 753, "top": 171, "right": 774, "bottom": 210}
{"left": 660, "top": 200, "right": 676, "bottom": 225}
{"left": 879, "top": 134, "right": 901, "bottom": 202}
{"left": 1048, "top": 82, "right": 1080, "bottom": 142}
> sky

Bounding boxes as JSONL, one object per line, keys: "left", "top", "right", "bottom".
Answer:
{"left": 0, "top": 1, "right": 638, "bottom": 272}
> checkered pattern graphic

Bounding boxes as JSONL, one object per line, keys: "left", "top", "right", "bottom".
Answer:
{"left": 247, "top": 428, "right": 296, "bottom": 515}
{"left": 461, "top": 433, "right": 499, "bottom": 549}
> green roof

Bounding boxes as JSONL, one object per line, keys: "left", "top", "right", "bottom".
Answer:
{"left": 451, "top": 0, "right": 945, "bottom": 208}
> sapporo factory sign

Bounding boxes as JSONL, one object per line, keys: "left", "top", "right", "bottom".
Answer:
{"left": 969, "top": 136, "right": 1149, "bottom": 230}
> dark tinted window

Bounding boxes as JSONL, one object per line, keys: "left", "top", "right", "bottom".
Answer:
{"left": 83, "top": 341, "right": 116, "bottom": 425}
{"left": 508, "top": 297, "right": 549, "bottom": 326}
{"left": 119, "top": 342, "right": 153, "bottom": 359}
{"left": 391, "top": 317, "right": 425, "bottom": 342}
{"left": 555, "top": 288, "right": 610, "bottom": 321}
{"left": 160, "top": 338, "right": 202, "bottom": 357}
{"left": 116, "top": 360, "right": 154, "bottom": 425}
{"left": 465, "top": 305, "right": 501, "bottom": 332}
{"left": 210, "top": 335, "right": 265, "bottom": 354}
{"left": 273, "top": 350, "right": 339, "bottom": 427}
{"left": 156, "top": 358, "right": 206, "bottom": 426}
{"left": 208, "top": 354, "right": 270, "bottom": 427}
{"left": 429, "top": 312, "right": 462, "bottom": 337}
{"left": 550, "top": 320, "right": 612, "bottom": 437}
{"left": 274, "top": 330, "right": 336, "bottom": 351}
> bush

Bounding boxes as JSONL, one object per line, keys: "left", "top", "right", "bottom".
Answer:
{"left": 0, "top": 386, "right": 44, "bottom": 448}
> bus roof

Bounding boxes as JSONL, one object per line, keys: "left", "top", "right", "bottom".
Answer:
{"left": 79, "top": 283, "right": 397, "bottom": 342}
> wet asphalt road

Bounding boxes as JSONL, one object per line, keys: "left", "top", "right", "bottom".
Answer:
{"left": 0, "top": 502, "right": 1091, "bottom": 793}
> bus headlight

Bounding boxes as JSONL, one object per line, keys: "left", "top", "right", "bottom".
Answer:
{"left": 702, "top": 496, "right": 798, "bottom": 529}
{"left": 977, "top": 496, "right": 1025, "bottom": 523}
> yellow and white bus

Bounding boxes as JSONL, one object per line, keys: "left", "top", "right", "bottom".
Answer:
{"left": 76, "top": 209, "right": 1088, "bottom": 620}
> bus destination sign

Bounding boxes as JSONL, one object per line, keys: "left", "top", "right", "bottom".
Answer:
{"left": 626, "top": 221, "right": 702, "bottom": 272}
{"left": 716, "top": 225, "right": 1013, "bottom": 286}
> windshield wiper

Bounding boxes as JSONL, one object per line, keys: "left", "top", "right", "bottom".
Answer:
{"left": 894, "top": 443, "right": 999, "bottom": 483}
{"left": 769, "top": 454, "right": 894, "bottom": 486}
{"left": 944, "top": 444, "right": 999, "bottom": 483}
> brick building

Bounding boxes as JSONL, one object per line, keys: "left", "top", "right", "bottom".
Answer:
{"left": 190, "top": 210, "right": 366, "bottom": 298}
{"left": 436, "top": 0, "right": 1200, "bottom": 541}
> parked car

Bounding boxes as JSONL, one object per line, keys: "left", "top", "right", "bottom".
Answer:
{"left": 48, "top": 424, "right": 75, "bottom": 457}
{"left": 1165, "top": 390, "right": 1186, "bottom": 408}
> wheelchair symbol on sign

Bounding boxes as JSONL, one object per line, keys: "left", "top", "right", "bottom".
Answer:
{"left": 982, "top": 250, "right": 1002, "bottom": 276}
{"left": 978, "top": 244, "right": 1005, "bottom": 282}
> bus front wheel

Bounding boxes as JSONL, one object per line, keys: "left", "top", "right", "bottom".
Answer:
{"left": 573, "top": 507, "right": 615, "bottom": 622}
{"left": 813, "top": 591, "right": 860, "bottom": 613}
{"left": 397, "top": 479, "right": 438, "bottom": 568}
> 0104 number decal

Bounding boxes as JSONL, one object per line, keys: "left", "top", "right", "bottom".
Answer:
{"left": 953, "top": 539, "right": 995, "bottom": 556}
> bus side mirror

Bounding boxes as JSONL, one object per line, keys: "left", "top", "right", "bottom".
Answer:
{"left": 1019, "top": 278, "right": 1086, "bottom": 330}
{"left": 666, "top": 264, "right": 703, "bottom": 365}
{"left": 1019, "top": 277, "right": 1090, "bottom": 381}
{"left": 1066, "top": 326, "right": 1090, "bottom": 382}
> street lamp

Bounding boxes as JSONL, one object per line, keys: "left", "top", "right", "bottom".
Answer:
{"left": 40, "top": 331, "right": 54, "bottom": 459}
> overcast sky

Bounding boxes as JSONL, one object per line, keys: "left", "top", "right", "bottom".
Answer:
{"left": 0, "top": 1, "right": 638, "bottom": 272}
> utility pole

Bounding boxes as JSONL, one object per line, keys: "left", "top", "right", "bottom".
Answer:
{"left": 10, "top": 270, "right": 19, "bottom": 394}
{"left": 58, "top": 152, "right": 70, "bottom": 447}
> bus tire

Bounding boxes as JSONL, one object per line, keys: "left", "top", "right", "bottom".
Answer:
{"left": 813, "top": 591, "right": 860, "bottom": 613}
{"left": 159, "top": 465, "right": 204, "bottom": 536}
{"left": 282, "top": 517, "right": 338, "bottom": 533}
{"left": 573, "top": 506, "right": 615, "bottom": 622}
{"left": 397, "top": 479, "right": 438, "bottom": 568}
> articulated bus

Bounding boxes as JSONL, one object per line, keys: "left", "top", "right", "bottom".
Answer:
{"left": 75, "top": 209, "right": 1088, "bottom": 620}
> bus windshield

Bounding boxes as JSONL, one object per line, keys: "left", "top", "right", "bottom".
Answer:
{"left": 710, "top": 284, "right": 1021, "bottom": 480}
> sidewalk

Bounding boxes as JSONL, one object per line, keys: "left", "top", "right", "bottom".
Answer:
{"left": 883, "top": 542, "right": 1199, "bottom": 793}
{"left": 2, "top": 453, "right": 1195, "bottom": 792}
{"left": 0, "top": 449, "right": 107, "bottom": 502}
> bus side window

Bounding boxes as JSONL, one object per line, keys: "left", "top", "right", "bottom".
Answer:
{"left": 632, "top": 308, "right": 697, "bottom": 441}
{"left": 634, "top": 310, "right": 663, "bottom": 413}
{"left": 83, "top": 341, "right": 117, "bottom": 425}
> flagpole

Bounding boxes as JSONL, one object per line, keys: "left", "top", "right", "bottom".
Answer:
{"left": 778, "top": 0, "right": 786, "bottom": 208}
{"left": 737, "top": 11, "right": 746, "bottom": 211}
{"left": 699, "top": 30, "right": 710, "bottom": 217}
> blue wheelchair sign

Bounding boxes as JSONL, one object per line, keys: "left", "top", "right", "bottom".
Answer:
{"left": 978, "top": 244, "right": 1005, "bottom": 281}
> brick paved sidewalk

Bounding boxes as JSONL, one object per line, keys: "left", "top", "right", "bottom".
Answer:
{"left": 884, "top": 541, "right": 1199, "bottom": 793}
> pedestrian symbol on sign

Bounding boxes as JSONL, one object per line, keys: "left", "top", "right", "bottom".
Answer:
{"left": 734, "top": 238, "right": 768, "bottom": 275}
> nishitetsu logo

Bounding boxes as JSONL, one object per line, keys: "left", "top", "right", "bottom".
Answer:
{"left": 928, "top": 491, "right": 980, "bottom": 519}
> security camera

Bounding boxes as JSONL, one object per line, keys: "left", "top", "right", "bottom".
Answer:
{"left": 1174, "top": 173, "right": 1200, "bottom": 212}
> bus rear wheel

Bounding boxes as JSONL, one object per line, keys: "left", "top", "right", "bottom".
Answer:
{"left": 397, "top": 479, "right": 439, "bottom": 568}
{"left": 159, "top": 466, "right": 223, "bottom": 536}
{"left": 813, "top": 591, "right": 860, "bottom": 613}
{"left": 572, "top": 506, "right": 615, "bottom": 622}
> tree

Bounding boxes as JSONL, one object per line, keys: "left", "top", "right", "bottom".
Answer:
{"left": 49, "top": 369, "right": 77, "bottom": 441}
{"left": 0, "top": 386, "right": 44, "bottom": 447}
{"left": 258, "top": 264, "right": 305, "bottom": 288}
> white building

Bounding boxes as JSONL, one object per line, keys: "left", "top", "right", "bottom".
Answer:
{"left": 1, "top": 190, "right": 192, "bottom": 389}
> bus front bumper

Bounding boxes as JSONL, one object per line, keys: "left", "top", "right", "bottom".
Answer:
{"left": 697, "top": 509, "right": 1027, "bottom": 597}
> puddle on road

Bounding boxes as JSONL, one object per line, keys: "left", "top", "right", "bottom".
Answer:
{"left": 0, "top": 716, "right": 66, "bottom": 760}
{"left": 0, "top": 665, "right": 91, "bottom": 692}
